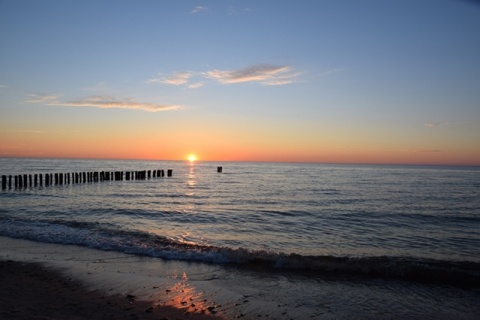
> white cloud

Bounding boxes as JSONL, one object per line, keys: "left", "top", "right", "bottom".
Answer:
{"left": 26, "top": 94, "right": 180, "bottom": 112}
{"left": 148, "top": 72, "right": 194, "bottom": 85}
{"left": 187, "top": 82, "right": 204, "bottom": 89}
{"left": 192, "top": 6, "right": 208, "bottom": 14}
{"left": 205, "top": 64, "right": 301, "bottom": 85}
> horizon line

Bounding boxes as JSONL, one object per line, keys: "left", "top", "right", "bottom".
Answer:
{"left": 1, "top": 155, "right": 479, "bottom": 168}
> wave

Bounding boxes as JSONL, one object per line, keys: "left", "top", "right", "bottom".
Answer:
{"left": 0, "top": 217, "right": 479, "bottom": 288}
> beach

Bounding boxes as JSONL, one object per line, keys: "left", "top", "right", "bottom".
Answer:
{"left": 0, "top": 236, "right": 224, "bottom": 320}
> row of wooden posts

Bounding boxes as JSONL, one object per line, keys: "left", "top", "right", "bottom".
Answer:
{"left": 1, "top": 169, "right": 173, "bottom": 190}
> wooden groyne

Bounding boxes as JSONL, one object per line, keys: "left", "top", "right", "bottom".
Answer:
{"left": 1, "top": 169, "right": 171, "bottom": 190}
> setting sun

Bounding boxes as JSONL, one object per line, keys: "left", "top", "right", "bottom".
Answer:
{"left": 187, "top": 154, "right": 197, "bottom": 162}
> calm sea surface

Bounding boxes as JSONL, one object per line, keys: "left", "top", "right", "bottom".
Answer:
{"left": 1, "top": 158, "right": 479, "bottom": 318}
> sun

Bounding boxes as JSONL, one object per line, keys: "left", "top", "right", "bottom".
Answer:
{"left": 187, "top": 154, "right": 197, "bottom": 162}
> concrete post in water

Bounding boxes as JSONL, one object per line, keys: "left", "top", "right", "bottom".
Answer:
{"left": 1, "top": 175, "right": 6, "bottom": 190}
{"left": 217, "top": 166, "right": 223, "bottom": 173}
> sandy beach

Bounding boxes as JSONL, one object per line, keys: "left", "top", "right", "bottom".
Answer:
{"left": 0, "top": 260, "right": 223, "bottom": 320}
{"left": 0, "top": 237, "right": 224, "bottom": 320}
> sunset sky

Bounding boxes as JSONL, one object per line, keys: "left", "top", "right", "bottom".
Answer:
{"left": 1, "top": 0, "right": 479, "bottom": 165}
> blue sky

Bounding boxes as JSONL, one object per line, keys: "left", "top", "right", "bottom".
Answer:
{"left": 1, "top": 0, "right": 479, "bottom": 164}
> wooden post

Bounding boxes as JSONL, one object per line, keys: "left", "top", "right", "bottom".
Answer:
{"left": 59, "top": 173, "right": 63, "bottom": 185}
{"left": 9, "top": 175, "right": 12, "bottom": 189}
{"left": 167, "top": 169, "right": 172, "bottom": 177}
{"left": 39, "top": 174, "right": 43, "bottom": 186}
{"left": 23, "top": 175, "right": 28, "bottom": 188}
{"left": 29, "top": 174, "right": 32, "bottom": 187}
{"left": 217, "top": 166, "right": 223, "bottom": 173}
{"left": 18, "top": 175, "right": 23, "bottom": 188}
{"left": 83, "top": 172, "right": 86, "bottom": 182}
{"left": 34, "top": 174, "right": 38, "bottom": 186}
{"left": 1, "top": 175, "right": 6, "bottom": 190}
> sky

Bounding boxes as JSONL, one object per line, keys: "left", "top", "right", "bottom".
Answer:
{"left": 1, "top": 0, "right": 479, "bottom": 165}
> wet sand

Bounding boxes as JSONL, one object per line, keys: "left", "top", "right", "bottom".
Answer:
{"left": 0, "top": 236, "right": 228, "bottom": 320}
{"left": 0, "top": 259, "right": 222, "bottom": 320}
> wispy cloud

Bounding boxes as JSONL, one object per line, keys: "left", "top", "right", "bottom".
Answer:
{"left": 26, "top": 94, "right": 180, "bottom": 112}
{"left": 424, "top": 121, "right": 475, "bottom": 127}
{"left": 205, "top": 64, "right": 301, "bottom": 85}
{"left": 149, "top": 64, "right": 302, "bottom": 88}
{"left": 26, "top": 94, "right": 60, "bottom": 104}
{"left": 187, "top": 82, "right": 204, "bottom": 89}
{"left": 192, "top": 6, "right": 208, "bottom": 14}
{"left": 148, "top": 72, "right": 194, "bottom": 85}
{"left": 0, "top": 84, "right": 7, "bottom": 88}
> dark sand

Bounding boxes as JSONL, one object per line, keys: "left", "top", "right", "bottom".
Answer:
{"left": 0, "top": 259, "right": 222, "bottom": 320}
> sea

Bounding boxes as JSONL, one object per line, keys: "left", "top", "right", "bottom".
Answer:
{"left": 1, "top": 158, "right": 479, "bottom": 319}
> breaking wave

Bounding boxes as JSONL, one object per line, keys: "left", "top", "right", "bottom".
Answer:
{"left": 0, "top": 217, "right": 478, "bottom": 288}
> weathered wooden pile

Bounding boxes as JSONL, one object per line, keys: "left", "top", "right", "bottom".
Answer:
{"left": 1, "top": 169, "right": 173, "bottom": 190}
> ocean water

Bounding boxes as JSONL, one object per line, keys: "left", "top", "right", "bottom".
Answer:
{"left": 1, "top": 158, "right": 480, "bottom": 319}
